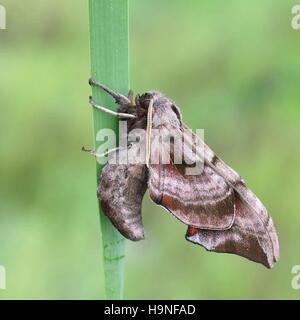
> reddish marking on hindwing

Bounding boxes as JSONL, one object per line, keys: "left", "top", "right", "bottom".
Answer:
{"left": 187, "top": 226, "right": 199, "bottom": 237}
{"left": 162, "top": 194, "right": 176, "bottom": 211}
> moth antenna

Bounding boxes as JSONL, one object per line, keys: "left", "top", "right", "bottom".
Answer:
{"left": 88, "top": 96, "right": 136, "bottom": 119}
{"left": 89, "top": 78, "right": 131, "bottom": 105}
{"left": 146, "top": 99, "right": 154, "bottom": 168}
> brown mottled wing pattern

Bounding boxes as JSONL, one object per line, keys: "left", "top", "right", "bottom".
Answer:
{"left": 98, "top": 146, "right": 147, "bottom": 241}
{"left": 186, "top": 193, "right": 276, "bottom": 268}
{"left": 148, "top": 101, "right": 235, "bottom": 230}
{"left": 184, "top": 125, "right": 280, "bottom": 268}
{"left": 148, "top": 114, "right": 279, "bottom": 267}
{"left": 149, "top": 162, "right": 235, "bottom": 229}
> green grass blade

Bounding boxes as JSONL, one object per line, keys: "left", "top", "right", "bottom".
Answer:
{"left": 88, "top": 0, "right": 129, "bottom": 300}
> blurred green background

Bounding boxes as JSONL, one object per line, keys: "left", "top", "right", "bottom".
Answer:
{"left": 0, "top": 0, "right": 300, "bottom": 299}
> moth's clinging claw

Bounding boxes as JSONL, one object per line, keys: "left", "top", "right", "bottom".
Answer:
{"left": 89, "top": 78, "right": 131, "bottom": 105}
{"left": 82, "top": 146, "right": 122, "bottom": 159}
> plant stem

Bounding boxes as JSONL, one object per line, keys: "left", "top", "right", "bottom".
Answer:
{"left": 88, "top": 0, "right": 129, "bottom": 300}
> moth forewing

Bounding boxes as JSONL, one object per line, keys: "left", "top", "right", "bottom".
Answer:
{"left": 148, "top": 101, "right": 236, "bottom": 230}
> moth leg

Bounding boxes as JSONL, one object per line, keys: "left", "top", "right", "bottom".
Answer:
{"left": 89, "top": 78, "right": 131, "bottom": 106}
{"left": 82, "top": 146, "right": 121, "bottom": 159}
{"left": 89, "top": 96, "right": 136, "bottom": 119}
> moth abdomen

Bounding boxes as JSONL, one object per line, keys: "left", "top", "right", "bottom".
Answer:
{"left": 98, "top": 148, "right": 148, "bottom": 241}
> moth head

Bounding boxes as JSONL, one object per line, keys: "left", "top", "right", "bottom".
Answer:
{"left": 136, "top": 91, "right": 182, "bottom": 121}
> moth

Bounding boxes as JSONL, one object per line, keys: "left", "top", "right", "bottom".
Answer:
{"left": 85, "top": 79, "right": 280, "bottom": 269}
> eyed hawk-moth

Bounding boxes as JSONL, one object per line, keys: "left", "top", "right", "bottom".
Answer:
{"left": 87, "top": 79, "right": 280, "bottom": 269}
